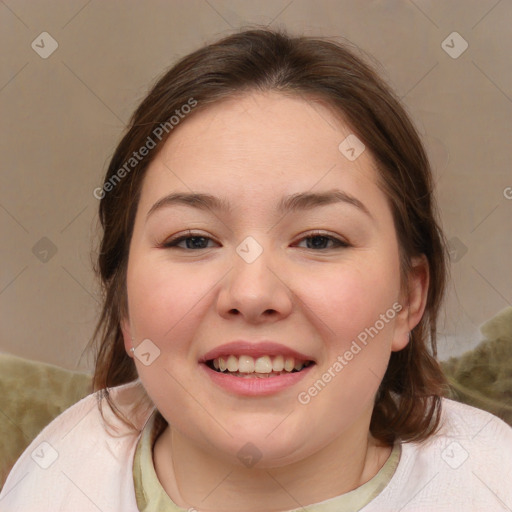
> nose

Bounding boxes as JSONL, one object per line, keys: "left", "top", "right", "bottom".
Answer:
{"left": 216, "top": 244, "right": 293, "bottom": 324}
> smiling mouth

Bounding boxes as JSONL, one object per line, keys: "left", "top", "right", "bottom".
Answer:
{"left": 205, "top": 355, "right": 315, "bottom": 378}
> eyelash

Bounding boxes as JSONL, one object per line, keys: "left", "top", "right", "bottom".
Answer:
{"left": 161, "top": 230, "right": 350, "bottom": 251}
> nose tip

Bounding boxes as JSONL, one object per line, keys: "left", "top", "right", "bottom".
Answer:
{"left": 216, "top": 243, "right": 293, "bottom": 323}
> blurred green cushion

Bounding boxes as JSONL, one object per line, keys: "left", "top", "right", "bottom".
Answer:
{"left": 0, "top": 353, "right": 92, "bottom": 488}
{"left": 441, "top": 307, "right": 512, "bottom": 425}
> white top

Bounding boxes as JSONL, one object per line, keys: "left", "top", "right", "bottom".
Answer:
{"left": 1, "top": 379, "right": 511, "bottom": 512}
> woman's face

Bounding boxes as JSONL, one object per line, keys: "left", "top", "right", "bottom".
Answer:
{"left": 122, "top": 91, "right": 424, "bottom": 466}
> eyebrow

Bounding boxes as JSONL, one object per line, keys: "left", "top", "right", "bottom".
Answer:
{"left": 145, "top": 189, "right": 373, "bottom": 221}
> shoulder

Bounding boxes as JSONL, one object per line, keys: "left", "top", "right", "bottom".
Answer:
{"left": 411, "top": 398, "right": 512, "bottom": 474}
{"left": 420, "top": 397, "right": 512, "bottom": 477}
{"left": 435, "top": 396, "right": 512, "bottom": 441}
{"left": 366, "top": 398, "right": 512, "bottom": 511}
{"left": 0, "top": 379, "right": 155, "bottom": 512}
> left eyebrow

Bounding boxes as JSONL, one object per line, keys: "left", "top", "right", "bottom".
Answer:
{"left": 145, "top": 189, "right": 373, "bottom": 222}
{"left": 276, "top": 190, "right": 373, "bottom": 219}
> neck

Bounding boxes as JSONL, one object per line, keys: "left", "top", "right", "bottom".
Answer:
{"left": 152, "top": 411, "right": 392, "bottom": 512}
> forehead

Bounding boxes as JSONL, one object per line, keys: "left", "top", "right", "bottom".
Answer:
{"left": 139, "top": 91, "right": 384, "bottom": 214}
{"left": 161, "top": 91, "right": 364, "bottom": 166}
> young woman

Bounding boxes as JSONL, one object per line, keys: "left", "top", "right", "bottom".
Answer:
{"left": 1, "top": 28, "right": 511, "bottom": 512}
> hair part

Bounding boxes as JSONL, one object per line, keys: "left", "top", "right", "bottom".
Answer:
{"left": 90, "top": 27, "right": 450, "bottom": 444}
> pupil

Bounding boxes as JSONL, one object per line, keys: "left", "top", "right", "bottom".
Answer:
{"left": 186, "top": 236, "right": 209, "bottom": 249}
{"left": 307, "top": 236, "right": 329, "bottom": 249}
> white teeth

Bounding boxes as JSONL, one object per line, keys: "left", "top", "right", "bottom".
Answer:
{"left": 238, "top": 355, "right": 255, "bottom": 373}
{"left": 254, "top": 356, "right": 273, "bottom": 373}
{"left": 226, "top": 355, "right": 238, "bottom": 372}
{"left": 272, "top": 355, "right": 284, "bottom": 372}
{"left": 210, "top": 354, "right": 310, "bottom": 374}
{"left": 284, "top": 357, "right": 295, "bottom": 372}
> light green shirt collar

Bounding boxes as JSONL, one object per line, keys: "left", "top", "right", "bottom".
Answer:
{"left": 133, "top": 411, "right": 401, "bottom": 512}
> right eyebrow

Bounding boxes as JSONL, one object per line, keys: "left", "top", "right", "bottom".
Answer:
{"left": 146, "top": 192, "right": 232, "bottom": 222}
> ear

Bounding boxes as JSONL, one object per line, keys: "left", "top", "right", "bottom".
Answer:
{"left": 392, "top": 254, "right": 429, "bottom": 352}
{"left": 120, "top": 314, "right": 134, "bottom": 358}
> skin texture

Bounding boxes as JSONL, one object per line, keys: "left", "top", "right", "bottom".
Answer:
{"left": 121, "top": 91, "right": 429, "bottom": 512}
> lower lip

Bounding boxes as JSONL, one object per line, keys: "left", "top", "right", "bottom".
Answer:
{"left": 200, "top": 362, "right": 315, "bottom": 396}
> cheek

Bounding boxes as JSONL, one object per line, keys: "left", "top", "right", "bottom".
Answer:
{"left": 126, "top": 258, "right": 210, "bottom": 344}
{"left": 294, "top": 257, "right": 400, "bottom": 405}
{"left": 297, "top": 258, "right": 400, "bottom": 342}
{"left": 125, "top": 259, "right": 215, "bottom": 423}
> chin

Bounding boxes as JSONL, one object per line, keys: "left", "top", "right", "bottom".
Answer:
{"left": 212, "top": 431, "right": 312, "bottom": 469}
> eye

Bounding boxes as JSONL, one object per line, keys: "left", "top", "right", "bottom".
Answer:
{"left": 160, "top": 231, "right": 349, "bottom": 251}
{"left": 161, "top": 232, "right": 219, "bottom": 250}
{"left": 294, "top": 232, "right": 349, "bottom": 250}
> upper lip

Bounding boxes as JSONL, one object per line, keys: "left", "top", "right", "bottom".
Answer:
{"left": 199, "top": 341, "right": 316, "bottom": 364}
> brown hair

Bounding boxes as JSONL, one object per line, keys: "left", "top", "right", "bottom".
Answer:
{"left": 90, "top": 27, "right": 450, "bottom": 444}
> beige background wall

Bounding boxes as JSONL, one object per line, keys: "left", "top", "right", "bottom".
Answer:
{"left": 1, "top": 0, "right": 511, "bottom": 373}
